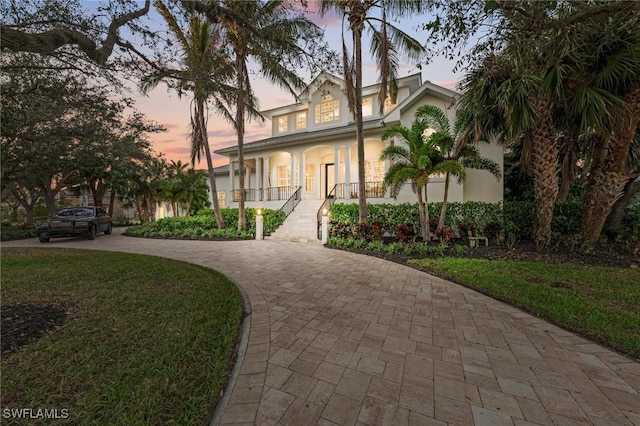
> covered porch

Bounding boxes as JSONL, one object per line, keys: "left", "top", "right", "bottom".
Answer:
{"left": 226, "top": 138, "right": 390, "bottom": 207}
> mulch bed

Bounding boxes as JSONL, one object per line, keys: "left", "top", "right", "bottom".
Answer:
{"left": 1, "top": 302, "right": 68, "bottom": 358}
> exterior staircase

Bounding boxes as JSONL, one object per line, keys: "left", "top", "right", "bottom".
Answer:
{"left": 267, "top": 199, "right": 325, "bottom": 243}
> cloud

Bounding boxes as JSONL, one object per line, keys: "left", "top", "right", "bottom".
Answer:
{"left": 155, "top": 138, "right": 180, "bottom": 145}
{"left": 161, "top": 123, "right": 183, "bottom": 130}
{"left": 434, "top": 79, "right": 461, "bottom": 91}
{"left": 304, "top": 1, "right": 341, "bottom": 27}
{"left": 163, "top": 147, "right": 192, "bottom": 155}
{"left": 207, "top": 128, "right": 237, "bottom": 139}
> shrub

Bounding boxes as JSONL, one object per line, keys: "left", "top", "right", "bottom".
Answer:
{"left": 366, "top": 240, "right": 385, "bottom": 252}
{"left": 395, "top": 224, "right": 416, "bottom": 243}
{"left": 483, "top": 221, "right": 503, "bottom": 243}
{"left": 329, "top": 222, "right": 352, "bottom": 239}
{"left": 457, "top": 221, "right": 477, "bottom": 240}
{"left": 435, "top": 227, "right": 455, "bottom": 244}
{"left": 354, "top": 221, "right": 383, "bottom": 241}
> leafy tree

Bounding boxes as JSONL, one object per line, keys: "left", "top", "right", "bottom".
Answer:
{"left": 416, "top": 105, "right": 501, "bottom": 232}
{"left": 320, "top": 0, "right": 425, "bottom": 225}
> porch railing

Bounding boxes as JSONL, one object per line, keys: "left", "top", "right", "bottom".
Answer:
{"left": 337, "top": 181, "right": 385, "bottom": 199}
{"left": 232, "top": 186, "right": 294, "bottom": 202}
{"left": 279, "top": 186, "right": 302, "bottom": 218}
{"left": 317, "top": 184, "right": 337, "bottom": 239}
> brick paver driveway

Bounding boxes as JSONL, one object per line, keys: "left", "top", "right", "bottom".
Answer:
{"left": 3, "top": 231, "right": 639, "bottom": 425}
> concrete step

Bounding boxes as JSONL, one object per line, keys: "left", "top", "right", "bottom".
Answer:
{"left": 268, "top": 199, "right": 324, "bottom": 242}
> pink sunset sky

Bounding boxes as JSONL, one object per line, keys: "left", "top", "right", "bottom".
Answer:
{"left": 128, "top": 2, "right": 463, "bottom": 169}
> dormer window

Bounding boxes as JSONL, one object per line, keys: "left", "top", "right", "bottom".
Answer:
{"left": 278, "top": 116, "right": 288, "bottom": 133}
{"left": 362, "top": 97, "right": 373, "bottom": 117}
{"left": 296, "top": 111, "right": 307, "bottom": 129}
{"left": 315, "top": 94, "right": 340, "bottom": 123}
{"left": 384, "top": 96, "right": 398, "bottom": 112}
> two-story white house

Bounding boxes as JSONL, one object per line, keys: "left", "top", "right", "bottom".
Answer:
{"left": 210, "top": 72, "right": 503, "bottom": 239}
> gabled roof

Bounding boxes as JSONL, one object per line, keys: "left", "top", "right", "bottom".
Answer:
{"left": 298, "top": 71, "right": 344, "bottom": 101}
{"left": 215, "top": 77, "right": 459, "bottom": 158}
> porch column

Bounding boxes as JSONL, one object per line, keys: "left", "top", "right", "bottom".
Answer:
{"left": 256, "top": 157, "right": 262, "bottom": 201}
{"left": 290, "top": 152, "right": 295, "bottom": 191}
{"left": 345, "top": 145, "right": 351, "bottom": 191}
{"left": 298, "top": 151, "right": 305, "bottom": 195}
{"left": 245, "top": 163, "right": 251, "bottom": 192}
{"left": 263, "top": 157, "right": 270, "bottom": 200}
{"left": 385, "top": 138, "right": 394, "bottom": 198}
{"left": 333, "top": 147, "right": 340, "bottom": 198}
{"left": 229, "top": 160, "right": 235, "bottom": 201}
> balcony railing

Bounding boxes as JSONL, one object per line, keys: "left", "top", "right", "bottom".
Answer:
{"left": 337, "top": 181, "right": 385, "bottom": 199}
{"left": 232, "top": 186, "right": 294, "bottom": 202}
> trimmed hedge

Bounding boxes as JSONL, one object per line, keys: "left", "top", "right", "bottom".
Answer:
{"left": 329, "top": 200, "right": 617, "bottom": 242}
{"left": 124, "top": 208, "right": 285, "bottom": 240}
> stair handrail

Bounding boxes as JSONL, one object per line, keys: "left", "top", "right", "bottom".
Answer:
{"left": 278, "top": 186, "right": 302, "bottom": 219}
{"left": 317, "top": 184, "right": 337, "bottom": 239}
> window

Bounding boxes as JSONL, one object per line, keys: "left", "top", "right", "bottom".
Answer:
{"left": 384, "top": 96, "right": 397, "bottom": 112}
{"left": 217, "top": 191, "right": 226, "bottom": 208}
{"left": 277, "top": 165, "right": 290, "bottom": 187}
{"left": 362, "top": 97, "right": 373, "bottom": 117}
{"left": 314, "top": 94, "right": 340, "bottom": 123}
{"left": 365, "top": 160, "right": 385, "bottom": 182}
{"left": 296, "top": 111, "right": 307, "bottom": 129}
{"left": 305, "top": 164, "right": 314, "bottom": 192}
{"left": 278, "top": 116, "right": 288, "bottom": 133}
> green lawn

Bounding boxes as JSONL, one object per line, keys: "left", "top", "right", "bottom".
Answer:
{"left": 409, "top": 257, "right": 640, "bottom": 359}
{"left": 1, "top": 248, "right": 243, "bottom": 425}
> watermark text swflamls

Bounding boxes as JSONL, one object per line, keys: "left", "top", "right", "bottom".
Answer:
{"left": 2, "top": 408, "right": 69, "bottom": 420}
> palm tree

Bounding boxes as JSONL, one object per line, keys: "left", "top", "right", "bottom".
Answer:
{"left": 142, "top": 1, "right": 234, "bottom": 229}
{"left": 380, "top": 113, "right": 461, "bottom": 243}
{"left": 458, "top": 45, "right": 566, "bottom": 249}
{"left": 180, "top": 168, "right": 210, "bottom": 215}
{"left": 416, "top": 105, "right": 501, "bottom": 232}
{"left": 555, "top": 13, "right": 640, "bottom": 249}
{"left": 320, "top": 0, "right": 425, "bottom": 225}
{"left": 212, "top": 0, "right": 320, "bottom": 231}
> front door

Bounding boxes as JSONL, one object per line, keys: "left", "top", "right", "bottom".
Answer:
{"left": 324, "top": 163, "right": 335, "bottom": 198}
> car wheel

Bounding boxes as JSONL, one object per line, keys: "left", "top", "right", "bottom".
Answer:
{"left": 87, "top": 225, "right": 96, "bottom": 240}
{"left": 104, "top": 223, "right": 112, "bottom": 235}
{"left": 39, "top": 236, "right": 50, "bottom": 243}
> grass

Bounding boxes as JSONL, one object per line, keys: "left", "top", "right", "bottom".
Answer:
{"left": 409, "top": 257, "right": 640, "bottom": 359}
{"left": 1, "top": 248, "right": 244, "bottom": 425}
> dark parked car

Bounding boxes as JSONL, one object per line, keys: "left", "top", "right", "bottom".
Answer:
{"left": 36, "top": 207, "right": 112, "bottom": 243}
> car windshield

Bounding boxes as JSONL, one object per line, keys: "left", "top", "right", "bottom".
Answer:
{"left": 56, "top": 208, "right": 94, "bottom": 217}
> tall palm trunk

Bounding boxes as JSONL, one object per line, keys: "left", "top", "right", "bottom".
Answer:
{"left": 581, "top": 86, "right": 639, "bottom": 249}
{"left": 197, "top": 98, "right": 225, "bottom": 229}
{"left": 235, "top": 54, "right": 247, "bottom": 231}
{"left": 529, "top": 97, "right": 559, "bottom": 249}
{"left": 417, "top": 186, "right": 428, "bottom": 243}
{"left": 607, "top": 178, "right": 640, "bottom": 231}
{"left": 437, "top": 172, "right": 450, "bottom": 233}
{"left": 353, "top": 18, "right": 367, "bottom": 225}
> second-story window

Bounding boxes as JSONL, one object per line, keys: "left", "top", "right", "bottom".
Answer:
{"left": 296, "top": 111, "right": 307, "bottom": 129}
{"left": 362, "top": 97, "right": 373, "bottom": 117}
{"left": 314, "top": 94, "right": 340, "bottom": 124}
{"left": 278, "top": 116, "right": 288, "bottom": 133}
{"left": 384, "top": 95, "right": 398, "bottom": 112}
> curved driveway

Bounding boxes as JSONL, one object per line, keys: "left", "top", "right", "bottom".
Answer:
{"left": 3, "top": 231, "right": 639, "bottom": 425}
